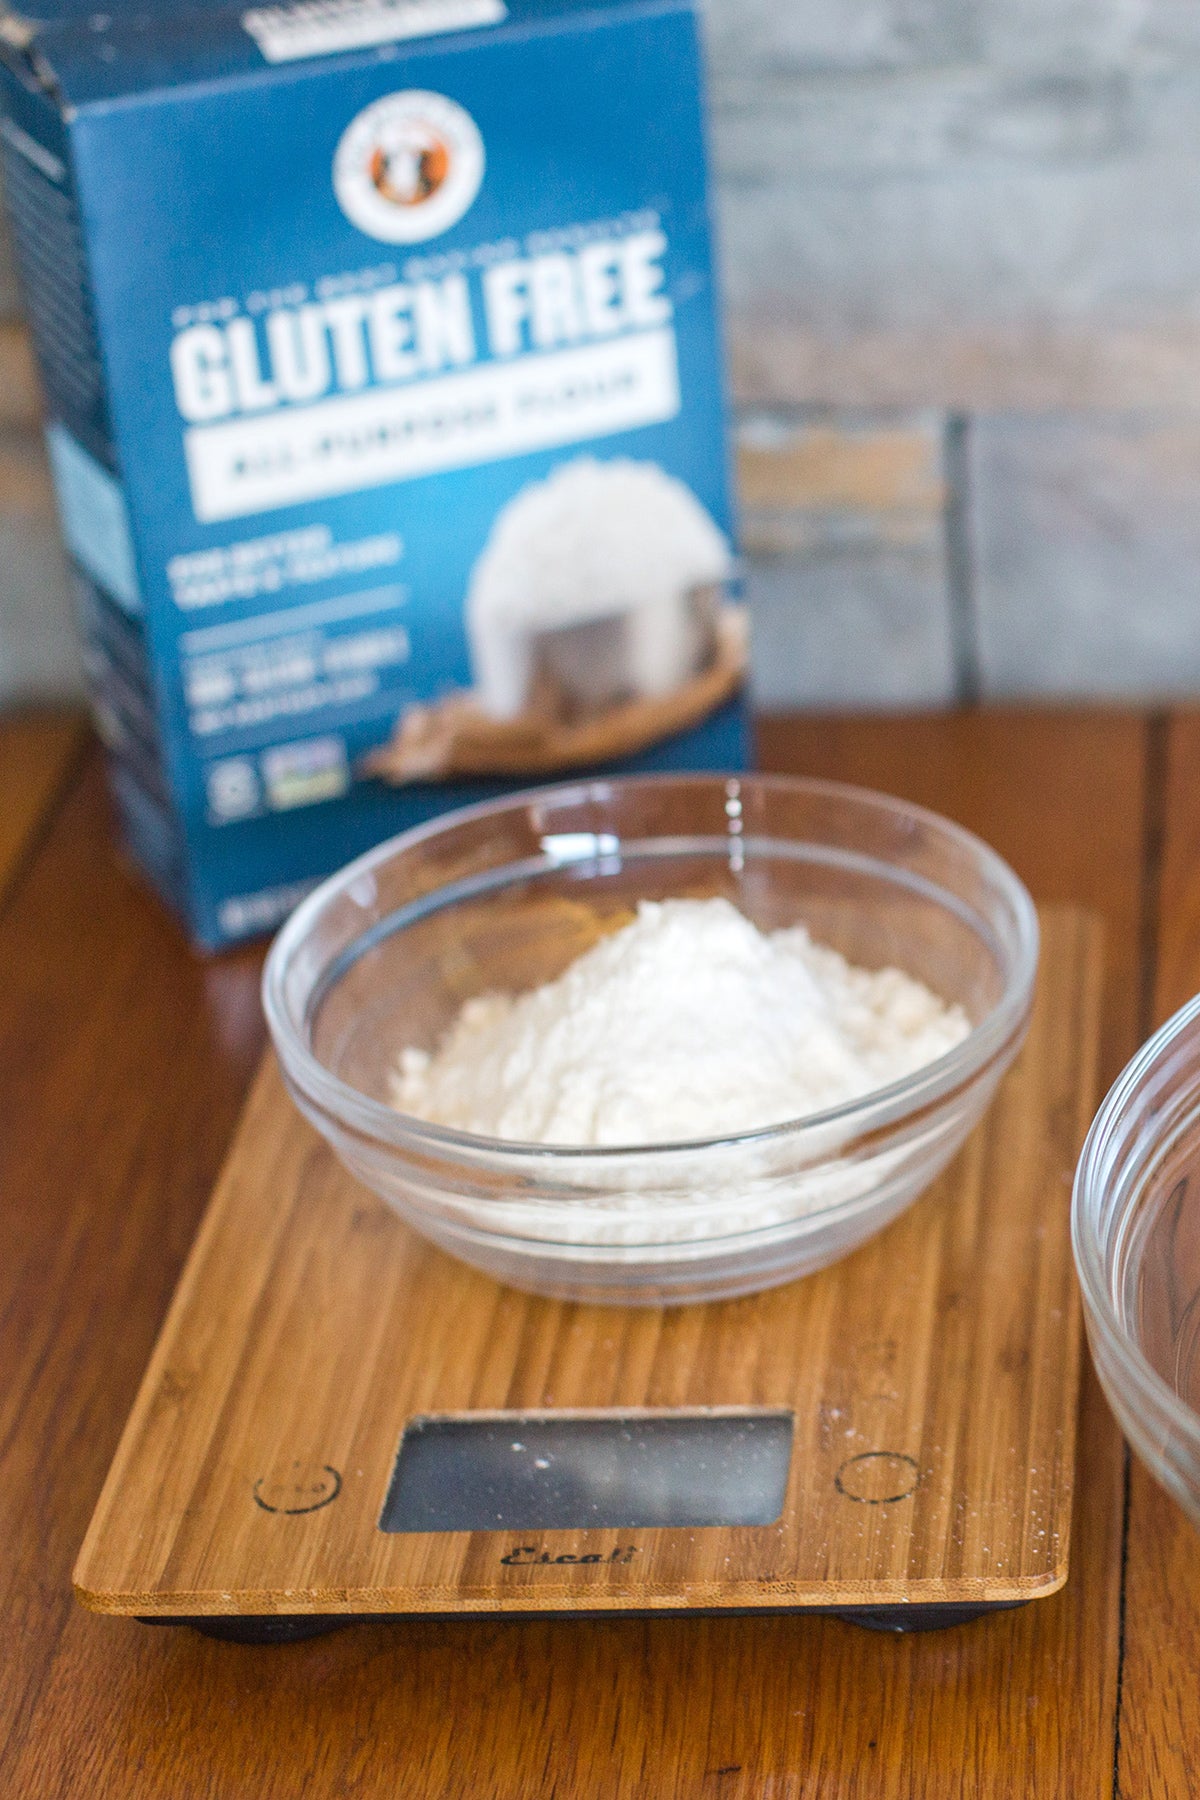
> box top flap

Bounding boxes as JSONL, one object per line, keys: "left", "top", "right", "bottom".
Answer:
{"left": 0, "top": 0, "right": 681, "bottom": 107}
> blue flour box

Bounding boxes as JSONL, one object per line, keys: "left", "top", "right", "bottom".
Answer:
{"left": 0, "top": 0, "right": 745, "bottom": 948}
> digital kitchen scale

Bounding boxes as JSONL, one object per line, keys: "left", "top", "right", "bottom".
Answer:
{"left": 75, "top": 908, "right": 1100, "bottom": 1640}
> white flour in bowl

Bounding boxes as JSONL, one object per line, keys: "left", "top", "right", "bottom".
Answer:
{"left": 391, "top": 897, "right": 969, "bottom": 1147}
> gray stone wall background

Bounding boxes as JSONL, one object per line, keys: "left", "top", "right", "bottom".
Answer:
{"left": 5, "top": 0, "right": 1200, "bottom": 707}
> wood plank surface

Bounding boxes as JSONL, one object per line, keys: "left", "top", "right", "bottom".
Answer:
{"left": 1116, "top": 711, "right": 1200, "bottom": 1798}
{"left": 75, "top": 910, "right": 1099, "bottom": 1618}
{"left": 0, "top": 709, "right": 82, "bottom": 903}
{"left": 2, "top": 715, "right": 1145, "bottom": 1798}
{"left": 0, "top": 753, "right": 268, "bottom": 1792}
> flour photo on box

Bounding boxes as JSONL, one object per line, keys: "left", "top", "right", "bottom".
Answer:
{"left": 365, "top": 457, "right": 747, "bottom": 783}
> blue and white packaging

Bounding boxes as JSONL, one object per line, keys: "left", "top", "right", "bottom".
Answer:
{"left": 0, "top": 0, "right": 745, "bottom": 947}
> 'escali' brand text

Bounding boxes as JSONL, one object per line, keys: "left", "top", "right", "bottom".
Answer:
{"left": 500, "top": 1544, "right": 640, "bottom": 1566}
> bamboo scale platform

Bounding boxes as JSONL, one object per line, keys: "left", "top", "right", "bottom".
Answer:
{"left": 76, "top": 906, "right": 1101, "bottom": 1626}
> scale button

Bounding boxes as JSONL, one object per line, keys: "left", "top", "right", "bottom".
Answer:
{"left": 835, "top": 1452, "right": 920, "bottom": 1505}
{"left": 253, "top": 1460, "right": 342, "bottom": 1515}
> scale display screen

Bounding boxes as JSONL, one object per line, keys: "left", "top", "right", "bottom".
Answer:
{"left": 380, "top": 1409, "right": 794, "bottom": 1534}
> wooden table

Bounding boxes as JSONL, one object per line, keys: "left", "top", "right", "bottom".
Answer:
{"left": 2, "top": 706, "right": 1197, "bottom": 1798}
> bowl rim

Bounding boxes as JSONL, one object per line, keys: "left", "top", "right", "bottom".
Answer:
{"left": 1072, "top": 989, "right": 1200, "bottom": 1449}
{"left": 262, "top": 770, "right": 1040, "bottom": 1161}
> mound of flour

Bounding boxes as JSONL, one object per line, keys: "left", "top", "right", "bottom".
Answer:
{"left": 391, "top": 897, "right": 969, "bottom": 1147}
{"left": 467, "top": 458, "right": 732, "bottom": 637}
{"left": 465, "top": 457, "right": 733, "bottom": 718}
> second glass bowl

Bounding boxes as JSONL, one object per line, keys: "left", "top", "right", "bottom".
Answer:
{"left": 1074, "top": 993, "right": 1200, "bottom": 1527}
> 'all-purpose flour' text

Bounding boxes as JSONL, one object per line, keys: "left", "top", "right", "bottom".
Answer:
{"left": 170, "top": 229, "right": 680, "bottom": 523}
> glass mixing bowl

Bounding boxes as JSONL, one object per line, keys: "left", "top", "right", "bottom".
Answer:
{"left": 1073, "top": 994, "right": 1200, "bottom": 1525}
{"left": 263, "top": 774, "right": 1038, "bottom": 1305}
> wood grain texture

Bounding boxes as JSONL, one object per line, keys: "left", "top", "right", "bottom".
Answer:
{"left": 0, "top": 752, "right": 268, "bottom": 1794}
{"left": 75, "top": 911, "right": 1099, "bottom": 1617}
{"left": 0, "top": 709, "right": 81, "bottom": 902}
{"left": 4, "top": 715, "right": 1143, "bottom": 1798}
{"left": 1116, "top": 710, "right": 1200, "bottom": 1799}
